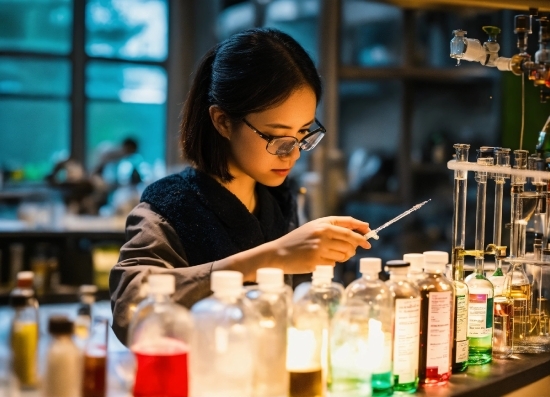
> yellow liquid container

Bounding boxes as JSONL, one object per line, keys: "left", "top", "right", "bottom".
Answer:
{"left": 11, "top": 318, "right": 39, "bottom": 388}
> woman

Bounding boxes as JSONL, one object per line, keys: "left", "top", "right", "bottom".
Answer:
{"left": 109, "top": 28, "right": 371, "bottom": 344}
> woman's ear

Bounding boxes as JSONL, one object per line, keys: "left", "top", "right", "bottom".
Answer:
{"left": 209, "top": 105, "right": 232, "bottom": 140}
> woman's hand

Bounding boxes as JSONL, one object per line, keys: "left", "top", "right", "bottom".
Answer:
{"left": 268, "top": 216, "right": 371, "bottom": 273}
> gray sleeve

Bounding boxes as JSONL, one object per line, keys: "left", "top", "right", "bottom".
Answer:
{"left": 109, "top": 202, "right": 214, "bottom": 345}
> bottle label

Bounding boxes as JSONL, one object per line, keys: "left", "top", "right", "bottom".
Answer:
{"left": 393, "top": 297, "right": 421, "bottom": 383}
{"left": 468, "top": 293, "right": 493, "bottom": 337}
{"left": 455, "top": 295, "right": 468, "bottom": 363}
{"left": 427, "top": 291, "right": 452, "bottom": 374}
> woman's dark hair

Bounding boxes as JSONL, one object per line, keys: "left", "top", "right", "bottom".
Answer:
{"left": 181, "top": 28, "right": 322, "bottom": 182}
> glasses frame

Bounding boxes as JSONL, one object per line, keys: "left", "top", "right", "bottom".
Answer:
{"left": 242, "top": 118, "right": 326, "bottom": 156}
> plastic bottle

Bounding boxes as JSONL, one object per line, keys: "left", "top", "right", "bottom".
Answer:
{"left": 191, "top": 271, "right": 255, "bottom": 397}
{"left": 293, "top": 265, "right": 344, "bottom": 318}
{"left": 9, "top": 289, "right": 39, "bottom": 389}
{"left": 329, "top": 301, "right": 373, "bottom": 397}
{"left": 344, "top": 257, "right": 394, "bottom": 396}
{"left": 43, "top": 316, "right": 82, "bottom": 397}
{"left": 245, "top": 268, "right": 288, "bottom": 397}
{"left": 129, "top": 274, "right": 193, "bottom": 397}
{"left": 417, "top": 251, "right": 454, "bottom": 386}
{"left": 403, "top": 253, "right": 424, "bottom": 280}
{"left": 385, "top": 260, "right": 421, "bottom": 393}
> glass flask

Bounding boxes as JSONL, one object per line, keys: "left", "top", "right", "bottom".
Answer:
{"left": 191, "top": 271, "right": 255, "bottom": 397}
{"left": 245, "top": 268, "right": 289, "bottom": 397}
{"left": 129, "top": 274, "right": 193, "bottom": 397}
{"left": 509, "top": 263, "right": 532, "bottom": 351}
{"left": 344, "top": 258, "right": 393, "bottom": 396}
{"left": 385, "top": 260, "right": 421, "bottom": 393}
{"left": 417, "top": 251, "right": 454, "bottom": 386}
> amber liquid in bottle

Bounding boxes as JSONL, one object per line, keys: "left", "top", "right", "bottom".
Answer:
{"left": 511, "top": 283, "right": 531, "bottom": 341}
{"left": 82, "top": 354, "right": 107, "bottom": 397}
{"left": 289, "top": 369, "right": 323, "bottom": 397}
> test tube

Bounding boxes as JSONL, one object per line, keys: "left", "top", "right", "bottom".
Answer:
{"left": 451, "top": 143, "right": 470, "bottom": 279}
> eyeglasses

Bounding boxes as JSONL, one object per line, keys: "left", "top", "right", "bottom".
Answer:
{"left": 242, "top": 118, "right": 326, "bottom": 156}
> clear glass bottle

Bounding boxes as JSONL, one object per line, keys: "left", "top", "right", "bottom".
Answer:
{"left": 329, "top": 302, "right": 373, "bottom": 397}
{"left": 492, "top": 273, "right": 514, "bottom": 359}
{"left": 75, "top": 284, "right": 98, "bottom": 342}
{"left": 449, "top": 259, "right": 469, "bottom": 373}
{"left": 344, "top": 258, "right": 393, "bottom": 396}
{"left": 43, "top": 316, "right": 82, "bottom": 397}
{"left": 403, "top": 253, "right": 424, "bottom": 281}
{"left": 465, "top": 258, "right": 494, "bottom": 365}
{"left": 293, "top": 265, "right": 344, "bottom": 318}
{"left": 509, "top": 263, "right": 531, "bottom": 348}
{"left": 129, "top": 274, "right": 193, "bottom": 397}
{"left": 417, "top": 251, "right": 454, "bottom": 386}
{"left": 245, "top": 268, "right": 288, "bottom": 397}
{"left": 82, "top": 317, "right": 108, "bottom": 397}
{"left": 191, "top": 271, "right": 255, "bottom": 397}
{"left": 385, "top": 260, "right": 421, "bottom": 393}
{"left": 9, "top": 290, "right": 39, "bottom": 389}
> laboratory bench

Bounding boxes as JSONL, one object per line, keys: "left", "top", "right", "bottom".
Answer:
{"left": 2, "top": 302, "right": 550, "bottom": 397}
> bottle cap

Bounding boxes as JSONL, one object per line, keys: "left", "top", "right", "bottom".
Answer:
{"left": 79, "top": 285, "right": 98, "bottom": 295}
{"left": 9, "top": 290, "right": 33, "bottom": 308}
{"left": 148, "top": 274, "right": 176, "bottom": 295}
{"left": 48, "top": 316, "right": 74, "bottom": 335}
{"left": 385, "top": 260, "right": 410, "bottom": 276}
{"left": 314, "top": 265, "right": 334, "bottom": 278}
{"left": 359, "top": 258, "right": 382, "bottom": 276}
{"left": 403, "top": 253, "right": 424, "bottom": 273}
{"left": 423, "top": 251, "right": 449, "bottom": 272}
{"left": 211, "top": 271, "right": 243, "bottom": 295}
{"left": 256, "top": 268, "right": 284, "bottom": 289}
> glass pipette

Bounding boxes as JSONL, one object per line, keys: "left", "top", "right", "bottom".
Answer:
{"left": 365, "top": 199, "right": 431, "bottom": 240}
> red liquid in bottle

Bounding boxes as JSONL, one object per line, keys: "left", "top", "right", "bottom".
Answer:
{"left": 132, "top": 339, "right": 189, "bottom": 397}
{"left": 82, "top": 354, "right": 107, "bottom": 397}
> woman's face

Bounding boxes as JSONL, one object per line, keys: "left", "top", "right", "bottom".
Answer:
{"left": 226, "top": 86, "right": 318, "bottom": 187}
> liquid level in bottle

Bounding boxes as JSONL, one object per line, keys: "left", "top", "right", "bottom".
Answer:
{"left": 511, "top": 283, "right": 531, "bottom": 341}
{"left": 133, "top": 351, "right": 189, "bottom": 397}
{"left": 11, "top": 322, "right": 38, "bottom": 388}
{"left": 82, "top": 354, "right": 106, "bottom": 397}
{"left": 289, "top": 368, "right": 322, "bottom": 397}
{"left": 493, "top": 297, "right": 513, "bottom": 358}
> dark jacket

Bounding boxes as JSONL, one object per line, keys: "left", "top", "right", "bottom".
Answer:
{"left": 109, "top": 167, "right": 298, "bottom": 345}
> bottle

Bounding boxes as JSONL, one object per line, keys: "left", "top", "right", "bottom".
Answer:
{"left": 10, "top": 271, "right": 37, "bottom": 309}
{"left": 43, "top": 316, "right": 82, "bottom": 397}
{"left": 191, "top": 271, "right": 254, "bottom": 397}
{"left": 535, "top": 115, "right": 550, "bottom": 158}
{"left": 417, "top": 251, "right": 454, "bottom": 386}
{"left": 127, "top": 276, "right": 150, "bottom": 324}
{"left": 449, "top": 257, "right": 469, "bottom": 373}
{"left": 82, "top": 317, "right": 108, "bottom": 397}
{"left": 9, "top": 290, "right": 39, "bottom": 389}
{"left": 344, "top": 258, "right": 393, "bottom": 396}
{"left": 403, "top": 253, "right": 424, "bottom": 280}
{"left": 329, "top": 302, "right": 373, "bottom": 397}
{"left": 509, "top": 263, "right": 532, "bottom": 350}
{"left": 293, "top": 265, "right": 344, "bottom": 317}
{"left": 129, "top": 274, "right": 193, "bottom": 397}
{"left": 492, "top": 274, "right": 514, "bottom": 359}
{"left": 75, "top": 285, "right": 98, "bottom": 342}
{"left": 385, "top": 260, "right": 421, "bottom": 393}
{"left": 245, "top": 268, "right": 288, "bottom": 397}
{"left": 465, "top": 255, "right": 494, "bottom": 365}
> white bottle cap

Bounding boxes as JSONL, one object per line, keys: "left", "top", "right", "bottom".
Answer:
{"left": 17, "top": 271, "right": 34, "bottom": 281}
{"left": 148, "top": 274, "right": 176, "bottom": 295}
{"left": 313, "top": 265, "right": 334, "bottom": 279}
{"left": 423, "top": 251, "right": 449, "bottom": 272}
{"left": 256, "top": 268, "right": 284, "bottom": 289}
{"left": 403, "top": 253, "right": 424, "bottom": 273}
{"left": 211, "top": 270, "right": 243, "bottom": 295}
{"left": 360, "top": 258, "right": 382, "bottom": 276}
{"left": 79, "top": 284, "right": 98, "bottom": 295}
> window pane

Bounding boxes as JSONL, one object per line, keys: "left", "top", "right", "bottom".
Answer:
{"left": 86, "top": 0, "right": 168, "bottom": 61}
{"left": 86, "top": 101, "right": 166, "bottom": 177}
{"left": 0, "top": 57, "right": 71, "bottom": 96}
{"left": 86, "top": 60, "right": 166, "bottom": 104}
{"left": 0, "top": 98, "right": 70, "bottom": 181}
{"left": 0, "top": 0, "right": 72, "bottom": 54}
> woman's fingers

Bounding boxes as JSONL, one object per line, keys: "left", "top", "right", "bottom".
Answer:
{"left": 327, "top": 216, "right": 370, "bottom": 235}
{"left": 323, "top": 224, "right": 371, "bottom": 250}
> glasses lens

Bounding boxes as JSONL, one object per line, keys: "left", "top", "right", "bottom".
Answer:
{"left": 300, "top": 131, "right": 324, "bottom": 151}
{"left": 269, "top": 137, "right": 298, "bottom": 155}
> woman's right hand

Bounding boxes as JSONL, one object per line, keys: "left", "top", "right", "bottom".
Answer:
{"left": 268, "top": 216, "right": 371, "bottom": 273}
